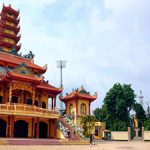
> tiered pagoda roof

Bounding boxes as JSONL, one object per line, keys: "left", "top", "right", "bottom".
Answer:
{"left": 0, "top": 51, "right": 47, "bottom": 73}
{"left": 0, "top": 4, "right": 21, "bottom": 52}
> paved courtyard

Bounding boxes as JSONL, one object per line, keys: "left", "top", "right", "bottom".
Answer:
{"left": 0, "top": 141, "right": 150, "bottom": 150}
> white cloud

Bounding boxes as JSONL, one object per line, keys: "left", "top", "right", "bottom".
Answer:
{"left": 1, "top": 0, "right": 150, "bottom": 111}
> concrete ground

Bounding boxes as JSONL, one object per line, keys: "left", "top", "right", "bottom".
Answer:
{"left": 0, "top": 141, "right": 150, "bottom": 150}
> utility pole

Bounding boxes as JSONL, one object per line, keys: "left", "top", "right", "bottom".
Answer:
{"left": 56, "top": 60, "right": 67, "bottom": 113}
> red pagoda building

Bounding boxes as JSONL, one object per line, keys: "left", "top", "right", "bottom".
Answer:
{"left": 0, "top": 4, "right": 62, "bottom": 138}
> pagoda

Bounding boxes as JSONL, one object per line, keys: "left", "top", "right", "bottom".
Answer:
{"left": 0, "top": 4, "right": 21, "bottom": 52}
{"left": 60, "top": 86, "right": 97, "bottom": 127}
{"left": 0, "top": 4, "right": 62, "bottom": 138}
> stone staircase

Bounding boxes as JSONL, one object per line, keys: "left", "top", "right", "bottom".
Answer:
{"left": 57, "top": 117, "right": 81, "bottom": 141}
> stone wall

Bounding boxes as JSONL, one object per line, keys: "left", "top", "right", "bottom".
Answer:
{"left": 111, "top": 131, "right": 129, "bottom": 141}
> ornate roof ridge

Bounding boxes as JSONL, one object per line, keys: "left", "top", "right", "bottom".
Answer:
{"left": 0, "top": 51, "right": 47, "bottom": 73}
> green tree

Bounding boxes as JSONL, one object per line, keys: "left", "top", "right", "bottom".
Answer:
{"left": 101, "top": 83, "right": 136, "bottom": 131}
{"left": 147, "top": 106, "right": 150, "bottom": 119}
{"left": 134, "top": 103, "right": 146, "bottom": 123}
{"left": 93, "top": 107, "right": 106, "bottom": 121}
{"left": 81, "top": 115, "right": 97, "bottom": 137}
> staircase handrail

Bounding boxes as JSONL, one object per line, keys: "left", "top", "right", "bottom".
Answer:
{"left": 64, "top": 114, "right": 84, "bottom": 138}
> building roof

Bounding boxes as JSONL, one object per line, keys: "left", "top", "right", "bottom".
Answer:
{"left": 6, "top": 71, "right": 43, "bottom": 83}
{"left": 0, "top": 71, "right": 62, "bottom": 95}
{"left": 2, "top": 4, "right": 19, "bottom": 16}
{"left": 0, "top": 52, "right": 47, "bottom": 73}
{"left": 60, "top": 88, "right": 97, "bottom": 102}
{"left": 37, "top": 80, "right": 62, "bottom": 95}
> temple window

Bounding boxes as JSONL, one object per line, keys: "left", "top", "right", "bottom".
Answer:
{"left": 80, "top": 103, "right": 86, "bottom": 115}
{"left": 7, "top": 12, "right": 14, "bottom": 19}
{"left": 42, "top": 101, "right": 46, "bottom": 108}
{"left": 34, "top": 100, "right": 38, "bottom": 107}
{"left": 2, "top": 47, "right": 11, "bottom": 52}
{"left": 5, "top": 29, "right": 14, "bottom": 35}
{"left": 6, "top": 21, "right": 15, "bottom": 27}
{"left": 0, "top": 96, "right": 3, "bottom": 104}
{"left": 69, "top": 103, "right": 73, "bottom": 115}
{"left": 4, "top": 37, "right": 15, "bottom": 44}
{"left": 12, "top": 96, "right": 18, "bottom": 103}
{"left": 26, "top": 98, "right": 32, "bottom": 105}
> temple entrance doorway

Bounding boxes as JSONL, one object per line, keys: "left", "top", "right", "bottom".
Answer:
{"left": 14, "top": 120, "right": 28, "bottom": 137}
{"left": 0, "top": 119, "right": 6, "bottom": 137}
{"left": 0, "top": 96, "right": 2, "bottom": 104}
{"left": 39, "top": 121, "right": 48, "bottom": 138}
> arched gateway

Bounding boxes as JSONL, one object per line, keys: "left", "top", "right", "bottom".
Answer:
{"left": 0, "top": 119, "right": 6, "bottom": 137}
{"left": 39, "top": 121, "right": 48, "bottom": 138}
{"left": 14, "top": 120, "right": 28, "bottom": 137}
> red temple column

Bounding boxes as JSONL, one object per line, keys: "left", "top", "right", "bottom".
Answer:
{"left": 3, "top": 83, "right": 6, "bottom": 103}
{"left": 7, "top": 116, "right": 10, "bottom": 137}
{"left": 31, "top": 118, "right": 34, "bottom": 138}
{"left": 11, "top": 115, "right": 14, "bottom": 137}
{"left": 32, "top": 88, "right": 35, "bottom": 106}
{"left": 54, "top": 119, "right": 57, "bottom": 138}
{"left": 48, "top": 119, "right": 50, "bottom": 138}
{"left": 36, "top": 117, "right": 39, "bottom": 138}
{"left": 9, "top": 84, "right": 12, "bottom": 103}
{"left": 54, "top": 97, "right": 56, "bottom": 109}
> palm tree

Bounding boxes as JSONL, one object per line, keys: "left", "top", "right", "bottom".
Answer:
{"left": 81, "top": 115, "right": 97, "bottom": 137}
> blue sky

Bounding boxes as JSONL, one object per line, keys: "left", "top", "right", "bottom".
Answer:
{"left": 1, "top": 0, "right": 150, "bottom": 111}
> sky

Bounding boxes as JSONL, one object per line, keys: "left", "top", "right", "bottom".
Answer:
{"left": 1, "top": 0, "right": 150, "bottom": 112}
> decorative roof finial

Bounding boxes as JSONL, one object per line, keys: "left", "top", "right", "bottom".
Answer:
{"left": 94, "top": 92, "right": 98, "bottom": 97}
{"left": 81, "top": 85, "right": 84, "bottom": 89}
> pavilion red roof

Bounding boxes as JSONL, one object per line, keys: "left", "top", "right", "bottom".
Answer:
{"left": 0, "top": 52, "right": 47, "bottom": 73}
{"left": 60, "top": 90, "right": 97, "bottom": 102}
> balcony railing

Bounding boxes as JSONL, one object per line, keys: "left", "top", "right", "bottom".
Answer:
{"left": 0, "top": 103, "right": 59, "bottom": 118}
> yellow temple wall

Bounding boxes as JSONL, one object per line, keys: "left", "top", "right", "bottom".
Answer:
{"left": 0, "top": 89, "right": 3, "bottom": 96}
{"left": 49, "top": 120, "right": 56, "bottom": 138}
{"left": 91, "top": 122, "right": 106, "bottom": 139}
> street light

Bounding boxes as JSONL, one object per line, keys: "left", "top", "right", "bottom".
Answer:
{"left": 56, "top": 60, "right": 67, "bottom": 112}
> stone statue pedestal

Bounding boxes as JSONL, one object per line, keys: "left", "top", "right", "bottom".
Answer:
{"left": 134, "top": 128, "right": 139, "bottom": 138}
{"left": 133, "top": 128, "right": 141, "bottom": 140}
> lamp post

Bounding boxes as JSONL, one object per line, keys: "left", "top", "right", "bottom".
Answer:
{"left": 56, "top": 60, "right": 67, "bottom": 113}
